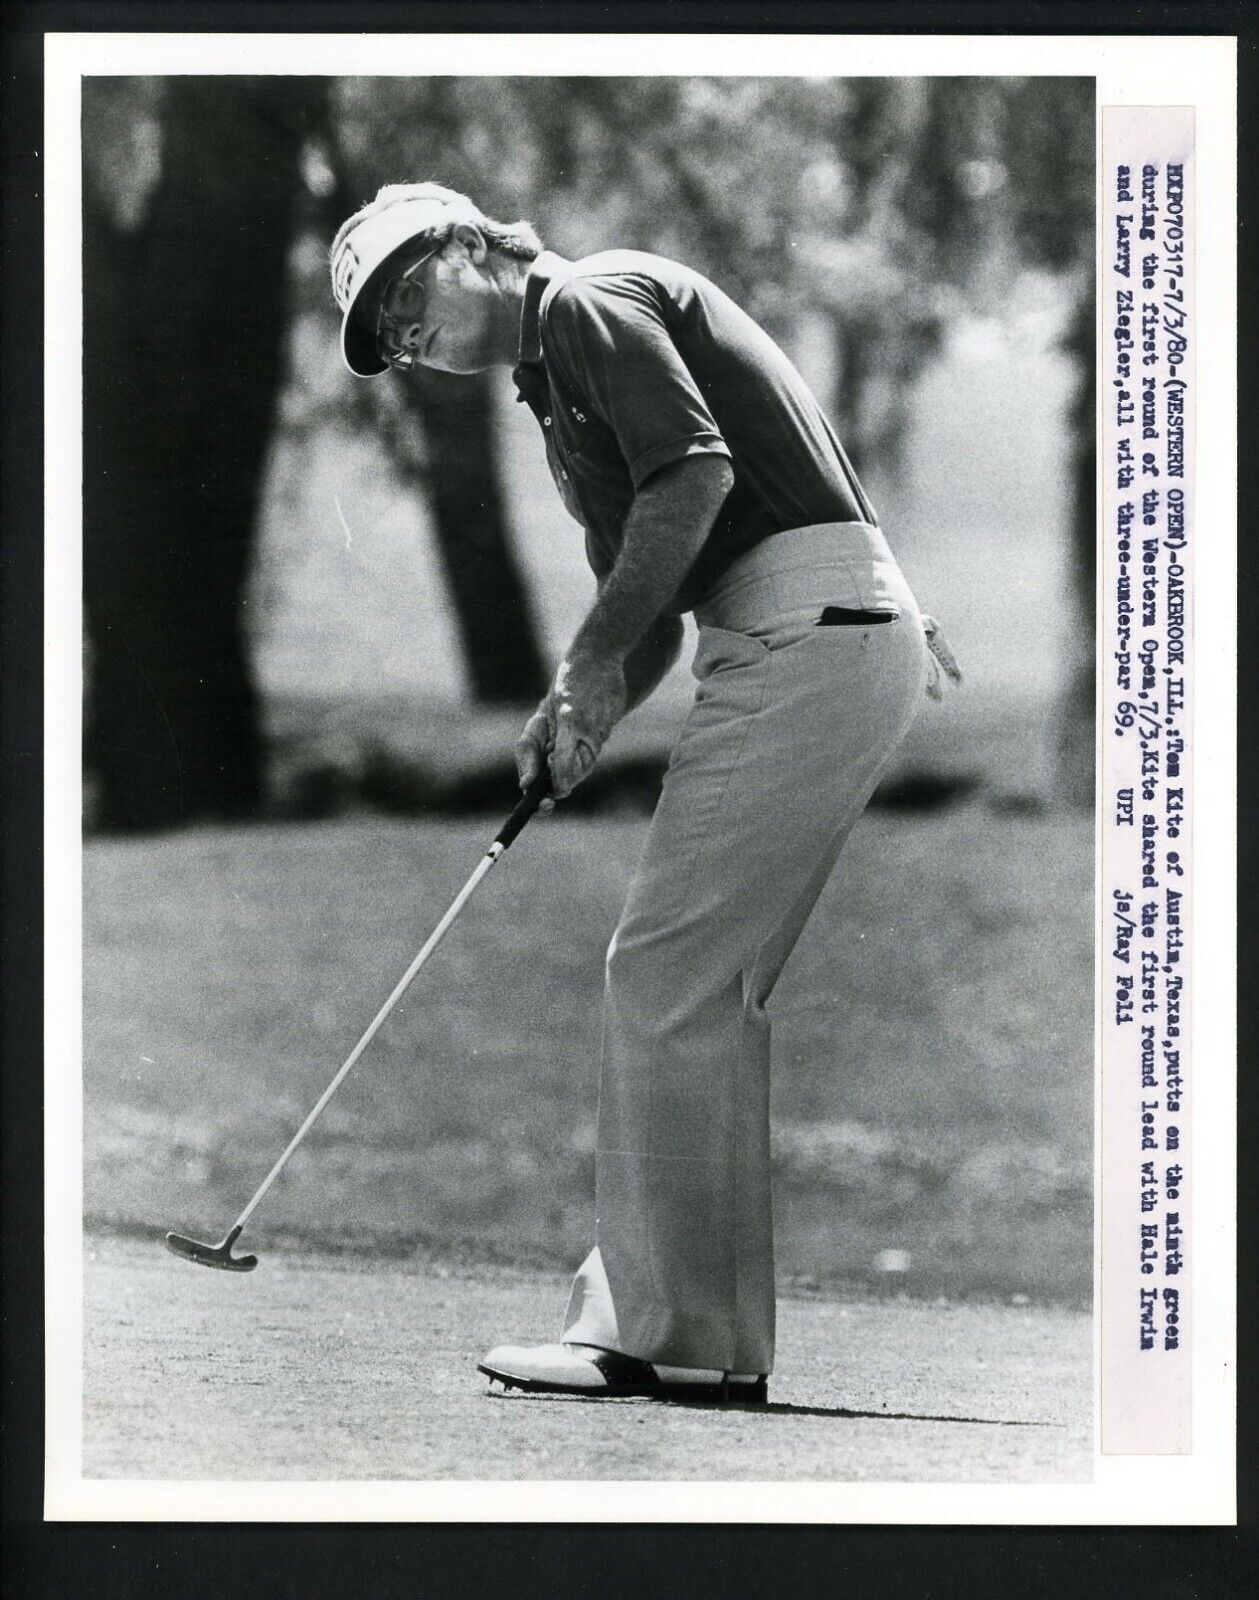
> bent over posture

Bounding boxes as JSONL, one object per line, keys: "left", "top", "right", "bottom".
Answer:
{"left": 332, "top": 182, "right": 958, "bottom": 1403}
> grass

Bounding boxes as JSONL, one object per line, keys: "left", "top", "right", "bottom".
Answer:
{"left": 82, "top": 1236, "right": 1092, "bottom": 1483}
{"left": 259, "top": 676, "right": 1067, "bottom": 824}
{"left": 83, "top": 777, "right": 1093, "bottom": 1304}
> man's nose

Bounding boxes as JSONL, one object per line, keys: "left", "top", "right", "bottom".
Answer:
{"left": 400, "top": 322, "right": 423, "bottom": 349}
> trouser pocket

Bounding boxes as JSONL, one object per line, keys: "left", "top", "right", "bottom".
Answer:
{"left": 816, "top": 606, "right": 901, "bottom": 626}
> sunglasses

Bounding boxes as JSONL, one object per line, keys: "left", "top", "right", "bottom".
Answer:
{"left": 374, "top": 244, "right": 441, "bottom": 370}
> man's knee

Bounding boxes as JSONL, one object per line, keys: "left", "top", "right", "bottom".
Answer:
{"left": 605, "top": 917, "right": 746, "bottom": 1029}
{"left": 605, "top": 915, "right": 698, "bottom": 992}
{"left": 605, "top": 921, "right": 652, "bottom": 994}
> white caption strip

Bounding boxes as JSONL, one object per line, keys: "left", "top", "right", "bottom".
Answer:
{"left": 1099, "top": 105, "right": 1195, "bottom": 1455}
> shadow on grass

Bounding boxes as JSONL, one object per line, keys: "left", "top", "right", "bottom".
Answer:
{"left": 750, "top": 1402, "right": 1057, "bottom": 1427}
{"left": 485, "top": 1392, "right": 1059, "bottom": 1427}
{"left": 273, "top": 750, "right": 984, "bottom": 825}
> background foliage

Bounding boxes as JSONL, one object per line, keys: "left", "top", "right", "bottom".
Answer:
{"left": 82, "top": 74, "right": 1093, "bottom": 827}
{"left": 80, "top": 75, "right": 1096, "bottom": 1304}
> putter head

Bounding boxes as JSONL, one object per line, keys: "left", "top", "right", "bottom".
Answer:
{"left": 164, "top": 1224, "right": 258, "bottom": 1272}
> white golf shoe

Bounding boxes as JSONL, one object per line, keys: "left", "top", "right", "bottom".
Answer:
{"left": 477, "top": 1341, "right": 768, "bottom": 1403}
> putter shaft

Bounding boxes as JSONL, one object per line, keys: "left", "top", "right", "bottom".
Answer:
{"left": 184, "top": 771, "right": 550, "bottom": 1256}
{"left": 230, "top": 844, "right": 501, "bottom": 1235}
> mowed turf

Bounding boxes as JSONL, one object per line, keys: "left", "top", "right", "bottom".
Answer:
{"left": 82, "top": 796, "right": 1092, "bottom": 1302}
{"left": 82, "top": 1236, "right": 1091, "bottom": 1483}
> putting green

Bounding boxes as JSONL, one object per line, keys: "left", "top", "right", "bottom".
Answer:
{"left": 82, "top": 1235, "right": 1091, "bottom": 1484}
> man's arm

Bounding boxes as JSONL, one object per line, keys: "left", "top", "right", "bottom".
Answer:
{"left": 624, "top": 613, "right": 685, "bottom": 711}
{"left": 513, "top": 612, "right": 684, "bottom": 803}
{"left": 516, "top": 452, "right": 733, "bottom": 797}
{"left": 568, "top": 453, "right": 733, "bottom": 665}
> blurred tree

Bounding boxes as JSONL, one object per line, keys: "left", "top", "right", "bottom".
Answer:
{"left": 326, "top": 79, "right": 548, "bottom": 705}
{"left": 82, "top": 75, "right": 1092, "bottom": 829}
{"left": 500, "top": 75, "right": 1094, "bottom": 798}
{"left": 1001, "top": 78, "right": 1096, "bottom": 805}
{"left": 83, "top": 77, "right": 324, "bottom": 829}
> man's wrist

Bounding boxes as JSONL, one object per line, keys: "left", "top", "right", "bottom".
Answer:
{"left": 565, "top": 629, "right": 631, "bottom": 669}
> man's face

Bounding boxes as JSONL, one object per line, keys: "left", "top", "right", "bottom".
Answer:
{"left": 360, "top": 225, "right": 504, "bottom": 376}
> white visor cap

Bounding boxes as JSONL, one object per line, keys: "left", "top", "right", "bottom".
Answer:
{"left": 332, "top": 194, "right": 478, "bottom": 377}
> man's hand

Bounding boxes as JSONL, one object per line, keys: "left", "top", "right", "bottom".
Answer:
{"left": 514, "top": 456, "right": 730, "bottom": 804}
{"left": 549, "top": 652, "right": 628, "bottom": 797}
{"left": 515, "top": 651, "right": 629, "bottom": 803}
{"left": 514, "top": 698, "right": 556, "bottom": 800}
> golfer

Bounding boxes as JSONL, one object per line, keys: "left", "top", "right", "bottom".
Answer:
{"left": 332, "top": 182, "right": 958, "bottom": 1403}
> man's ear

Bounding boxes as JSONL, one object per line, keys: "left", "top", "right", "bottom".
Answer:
{"left": 448, "top": 221, "right": 488, "bottom": 264}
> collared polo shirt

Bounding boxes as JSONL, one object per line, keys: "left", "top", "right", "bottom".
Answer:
{"left": 512, "top": 249, "right": 877, "bottom": 614}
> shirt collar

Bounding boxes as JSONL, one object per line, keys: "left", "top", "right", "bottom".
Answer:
{"left": 517, "top": 250, "right": 574, "bottom": 365}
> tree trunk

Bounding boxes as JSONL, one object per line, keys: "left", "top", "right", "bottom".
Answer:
{"left": 83, "top": 78, "right": 319, "bottom": 830}
{"left": 321, "top": 87, "right": 549, "bottom": 709}
{"left": 403, "top": 366, "right": 549, "bottom": 705}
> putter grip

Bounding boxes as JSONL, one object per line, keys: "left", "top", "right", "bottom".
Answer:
{"left": 495, "top": 769, "right": 551, "bottom": 850}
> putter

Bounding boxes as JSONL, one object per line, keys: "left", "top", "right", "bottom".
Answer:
{"left": 165, "top": 769, "right": 552, "bottom": 1272}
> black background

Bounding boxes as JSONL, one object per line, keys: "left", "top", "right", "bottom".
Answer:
{"left": 2, "top": 1, "right": 1254, "bottom": 1594}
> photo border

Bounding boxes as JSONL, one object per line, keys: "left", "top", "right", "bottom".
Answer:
{"left": 16, "top": 4, "right": 1240, "bottom": 1546}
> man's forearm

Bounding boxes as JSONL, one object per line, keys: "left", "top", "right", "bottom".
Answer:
{"left": 570, "top": 454, "right": 734, "bottom": 663}
{"left": 623, "top": 615, "right": 684, "bottom": 710}
{"left": 529, "top": 453, "right": 731, "bottom": 799}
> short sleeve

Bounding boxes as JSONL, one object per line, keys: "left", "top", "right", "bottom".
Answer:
{"left": 543, "top": 276, "right": 732, "bottom": 490}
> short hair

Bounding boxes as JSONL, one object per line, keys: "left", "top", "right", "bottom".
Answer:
{"left": 329, "top": 181, "right": 543, "bottom": 277}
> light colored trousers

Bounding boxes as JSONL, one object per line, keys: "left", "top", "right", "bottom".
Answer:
{"left": 562, "top": 521, "right": 928, "bottom": 1375}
